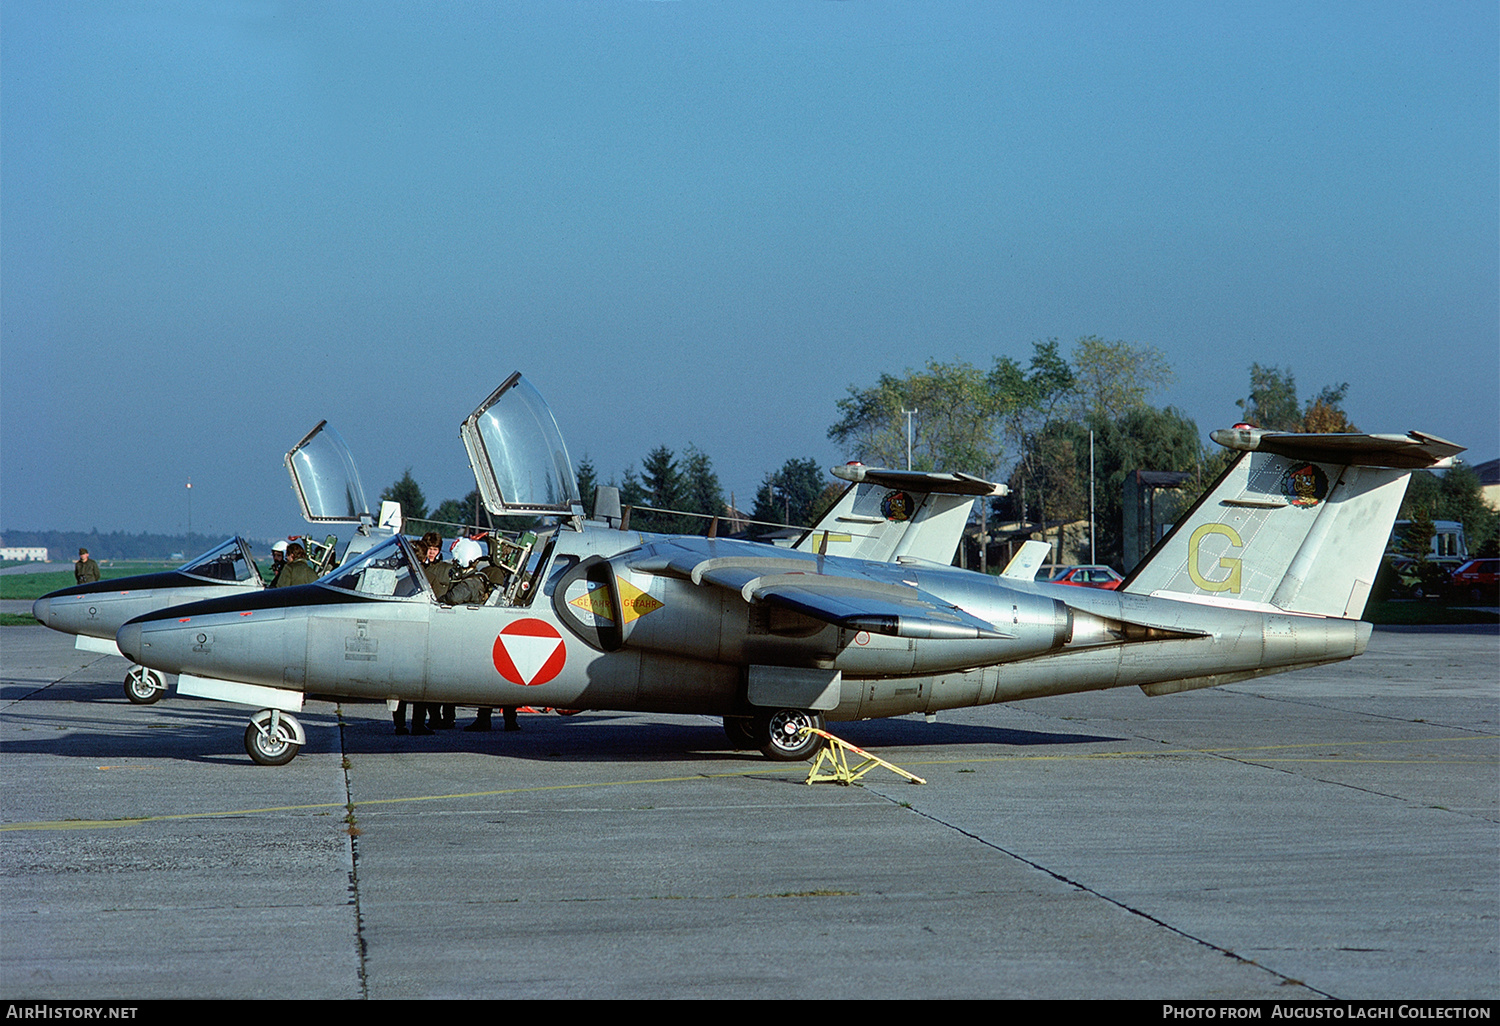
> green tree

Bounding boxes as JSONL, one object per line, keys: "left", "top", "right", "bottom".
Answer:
{"left": 1065, "top": 336, "right": 1174, "bottom": 422}
{"left": 987, "top": 339, "right": 1076, "bottom": 451}
{"left": 620, "top": 446, "right": 692, "bottom": 533}
{"left": 427, "top": 497, "right": 470, "bottom": 538}
{"left": 575, "top": 454, "right": 598, "bottom": 514}
{"left": 1436, "top": 464, "right": 1500, "bottom": 555}
{"left": 381, "top": 468, "right": 429, "bottom": 522}
{"left": 753, "top": 457, "right": 831, "bottom": 531}
{"left": 1089, "top": 406, "right": 1207, "bottom": 570}
{"left": 1236, "top": 364, "right": 1302, "bottom": 431}
{"left": 828, "top": 359, "right": 1006, "bottom": 474}
{"left": 680, "top": 444, "right": 726, "bottom": 529}
{"left": 1399, "top": 470, "right": 1442, "bottom": 524}
{"left": 992, "top": 341, "right": 1081, "bottom": 525}
{"left": 1236, "top": 365, "right": 1358, "bottom": 433}
{"left": 1300, "top": 383, "right": 1358, "bottom": 433}
{"left": 1007, "top": 420, "right": 1091, "bottom": 530}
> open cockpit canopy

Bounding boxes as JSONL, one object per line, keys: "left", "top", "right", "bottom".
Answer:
{"left": 285, "top": 421, "right": 373, "bottom": 524}
{"left": 461, "top": 373, "right": 581, "bottom": 518}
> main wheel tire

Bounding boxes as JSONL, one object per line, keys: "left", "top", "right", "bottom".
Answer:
{"left": 245, "top": 718, "right": 299, "bottom": 766}
{"left": 124, "top": 666, "right": 165, "bottom": 705}
{"left": 757, "top": 709, "right": 826, "bottom": 762}
{"left": 723, "top": 716, "right": 757, "bottom": 749}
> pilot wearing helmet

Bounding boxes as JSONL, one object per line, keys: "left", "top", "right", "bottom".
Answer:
{"left": 442, "top": 538, "right": 491, "bottom": 607}
{"left": 267, "top": 539, "right": 289, "bottom": 587}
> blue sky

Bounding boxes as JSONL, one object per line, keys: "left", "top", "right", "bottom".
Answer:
{"left": 3, "top": 1, "right": 1496, "bottom": 544}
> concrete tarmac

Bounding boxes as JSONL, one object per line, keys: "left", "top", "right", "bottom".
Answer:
{"left": 1, "top": 624, "right": 1495, "bottom": 1000}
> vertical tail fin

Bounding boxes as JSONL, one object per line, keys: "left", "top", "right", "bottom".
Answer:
{"left": 795, "top": 466, "right": 1007, "bottom": 566}
{"left": 1000, "top": 539, "right": 1052, "bottom": 580}
{"left": 1122, "top": 429, "right": 1464, "bottom": 619}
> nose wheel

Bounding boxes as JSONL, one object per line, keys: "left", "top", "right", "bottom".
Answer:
{"left": 244, "top": 710, "right": 306, "bottom": 766}
{"left": 124, "top": 665, "right": 166, "bottom": 705}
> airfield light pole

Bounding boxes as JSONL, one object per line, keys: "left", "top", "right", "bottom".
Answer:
{"left": 186, "top": 479, "right": 192, "bottom": 546}
{"left": 902, "top": 408, "right": 916, "bottom": 470}
{"left": 1089, "top": 431, "right": 1095, "bottom": 565}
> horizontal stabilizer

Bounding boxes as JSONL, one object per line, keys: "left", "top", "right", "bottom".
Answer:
{"left": 1209, "top": 427, "right": 1464, "bottom": 469}
{"left": 796, "top": 464, "right": 1006, "bottom": 564}
{"left": 829, "top": 464, "right": 1009, "bottom": 496}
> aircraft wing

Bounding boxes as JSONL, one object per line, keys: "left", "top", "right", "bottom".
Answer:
{"left": 740, "top": 573, "right": 1011, "bottom": 640}
{"left": 629, "top": 545, "right": 1011, "bottom": 640}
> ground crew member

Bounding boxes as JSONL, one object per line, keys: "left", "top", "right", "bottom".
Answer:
{"left": 75, "top": 548, "right": 100, "bottom": 585}
{"left": 273, "top": 542, "right": 319, "bottom": 588}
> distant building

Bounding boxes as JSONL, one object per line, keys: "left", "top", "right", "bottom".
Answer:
{"left": 0, "top": 547, "right": 49, "bottom": 562}
{"left": 1474, "top": 458, "right": 1500, "bottom": 512}
{"left": 1389, "top": 520, "right": 1468, "bottom": 560}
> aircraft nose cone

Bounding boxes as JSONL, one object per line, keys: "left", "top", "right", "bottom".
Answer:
{"left": 31, "top": 597, "right": 50, "bottom": 625}
{"left": 116, "top": 623, "right": 142, "bottom": 664}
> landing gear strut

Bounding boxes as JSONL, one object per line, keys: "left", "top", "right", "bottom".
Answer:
{"left": 124, "top": 665, "right": 166, "bottom": 705}
{"left": 244, "top": 709, "right": 305, "bottom": 766}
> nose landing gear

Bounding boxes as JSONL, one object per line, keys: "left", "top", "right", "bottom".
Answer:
{"left": 124, "top": 665, "right": 167, "bottom": 705}
{"left": 245, "top": 709, "right": 306, "bottom": 766}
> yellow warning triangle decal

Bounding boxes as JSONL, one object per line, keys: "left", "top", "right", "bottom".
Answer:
{"left": 616, "top": 576, "right": 663, "bottom": 624}
{"left": 565, "top": 577, "right": 663, "bottom": 626}
{"left": 569, "top": 583, "right": 614, "bottom": 621}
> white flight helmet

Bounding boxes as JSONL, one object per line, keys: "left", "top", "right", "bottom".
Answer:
{"left": 272, "top": 540, "right": 289, "bottom": 555}
{"left": 450, "top": 538, "right": 483, "bottom": 568}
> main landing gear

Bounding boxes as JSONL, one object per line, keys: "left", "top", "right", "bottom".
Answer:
{"left": 124, "top": 665, "right": 167, "bottom": 705}
{"left": 724, "top": 709, "right": 828, "bottom": 761}
{"left": 244, "top": 709, "right": 306, "bottom": 766}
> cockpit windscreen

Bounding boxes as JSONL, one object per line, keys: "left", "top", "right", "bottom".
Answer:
{"left": 180, "top": 537, "right": 260, "bottom": 584}
{"left": 319, "top": 535, "right": 426, "bottom": 600}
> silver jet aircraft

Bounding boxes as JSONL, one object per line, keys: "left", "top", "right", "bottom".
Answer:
{"left": 33, "top": 421, "right": 399, "bottom": 703}
{"left": 116, "top": 373, "right": 1463, "bottom": 765}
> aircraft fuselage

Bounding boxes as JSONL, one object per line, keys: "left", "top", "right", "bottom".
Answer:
{"left": 116, "top": 525, "right": 1368, "bottom": 723}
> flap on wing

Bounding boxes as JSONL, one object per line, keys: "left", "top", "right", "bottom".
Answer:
{"left": 625, "top": 542, "right": 1009, "bottom": 639}
{"left": 746, "top": 574, "right": 1011, "bottom": 640}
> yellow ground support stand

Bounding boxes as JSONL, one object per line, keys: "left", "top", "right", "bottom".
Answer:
{"left": 802, "top": 727, "right": 926, "bottom": 786}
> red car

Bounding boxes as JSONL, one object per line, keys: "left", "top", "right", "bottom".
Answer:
{"left": 1048, "top": 565, "right": 1125, "bottom": 590}
{"left": 1448, "top": 559, "right": 1499, "bottom": 603}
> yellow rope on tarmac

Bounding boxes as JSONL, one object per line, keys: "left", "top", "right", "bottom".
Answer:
{"left": 802, "top": 727, "right": 926, "bottom": 786}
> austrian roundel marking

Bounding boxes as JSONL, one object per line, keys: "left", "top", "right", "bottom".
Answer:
{"left": 492, "top": 618, "right": 567, "bottom": 686}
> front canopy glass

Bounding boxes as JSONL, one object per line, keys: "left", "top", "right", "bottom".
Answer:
{"left": 180, "top": 537, "right": 261, "bottom": 584}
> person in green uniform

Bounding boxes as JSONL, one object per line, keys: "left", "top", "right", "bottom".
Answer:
{"left": 75, "top": 548, "right": 100, "bottom": 585}
{"left": 272, "top": 542, "right": 319, "bottom": 588}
